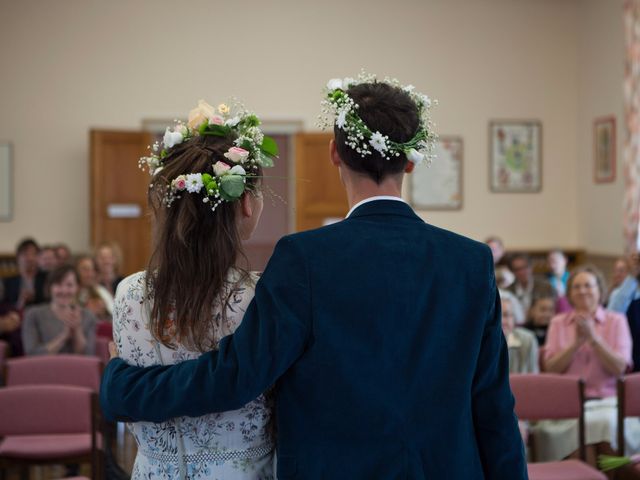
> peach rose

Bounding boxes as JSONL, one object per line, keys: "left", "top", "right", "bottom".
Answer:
{"left": 187, "top": 100, "right": 217, "bottom": 129}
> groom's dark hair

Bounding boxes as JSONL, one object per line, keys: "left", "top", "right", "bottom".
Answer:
{"left": 334, "top": 82, "right": 420, "bottom": 184}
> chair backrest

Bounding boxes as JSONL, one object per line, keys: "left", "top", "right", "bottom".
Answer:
{"left": 6, "top": 354, "right": 102, "bottom": 391}
{"left": 617, "top": 373, "right": 640, "bottom": 455}
{"left": 94, "top": 336, "right": 111, "bottom": 366}
{"left": 510, "top": 373, "right": 587, "bottom": 460}
{"left": 0, "top": 339, "right": 9, "bottom": 375}
{"left": 0, "top": 384, "right": 96, "bottom": 436}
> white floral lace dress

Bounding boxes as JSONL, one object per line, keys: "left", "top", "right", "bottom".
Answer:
{"left": 113, "top": 271, "right": 274, "bottom": 480}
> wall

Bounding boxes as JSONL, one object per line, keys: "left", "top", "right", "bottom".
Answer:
{"left": 576, "top": 0, "right": 627, "bottom": 256}
{"left": 0, "top": 0, "right": 594, "bottom": 253}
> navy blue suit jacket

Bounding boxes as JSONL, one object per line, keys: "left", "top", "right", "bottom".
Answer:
{"left": 100, "top": 200, "right": 527, "bottom": 479}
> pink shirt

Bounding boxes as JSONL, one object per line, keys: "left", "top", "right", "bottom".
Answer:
{"left": 544, "top": 307, "right": 632, "bottom": 398}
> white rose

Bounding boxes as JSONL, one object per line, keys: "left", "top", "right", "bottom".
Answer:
{"left": 407, "top": 148, "right": 426, "bottom": 165}
{"left": 229, "top": 165, "right": 246, "bottom": 176}
{"left": 213, "top": 161, "right": 231, "bottom": 176}
{"left": 327, "top": 78, "right": 343, "bottom": 91}
{"left": 163, "top": 127, "right": 184, "bottom": 149}
{"left": 224, "top": 147, "right": 250, "bottom": 163}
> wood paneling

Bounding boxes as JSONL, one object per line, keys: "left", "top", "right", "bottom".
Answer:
{"left": 295, "top": 133, "right": 348, "bottom": 232}
{"left": 90, "top": 130, "right": 153, "bottom": 276}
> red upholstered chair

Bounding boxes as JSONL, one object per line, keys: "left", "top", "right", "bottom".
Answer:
{"left": 0, "top": 385, "right": 101, "bottom": 479}
{"left": 6, "top": 354, "right": 102, "bottom": 391}
{"left": 94, "top": 337, "right": 111, "bottom": 367}
{"left": 510, "top": 373, "right": 607, "bottom": 480}
{"left": 617, "top": 373, "right": 640, "bottom": 472}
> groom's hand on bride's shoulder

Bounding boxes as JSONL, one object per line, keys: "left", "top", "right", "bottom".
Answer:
{"left": 108, "top": 341, "right": 119, "bottom": 360}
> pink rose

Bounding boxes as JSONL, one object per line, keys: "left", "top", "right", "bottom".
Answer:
{"left": 172, "top": 175, "right": 187, "bottom": 191}
{"left": 208, "top": 115, "right": 224, "bottom": 126}
{"left": 224, "top": 146, "right": 250, "bottom": 163}
{"left": 213, "top": 161, "right": 231, "bottom": 176}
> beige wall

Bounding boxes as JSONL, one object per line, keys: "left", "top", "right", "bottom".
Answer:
{"left": 577, "top": 0, "right": 626, "bottom": 256}
{"left": 0, "top": 0, "right": 625, "bottom": 254}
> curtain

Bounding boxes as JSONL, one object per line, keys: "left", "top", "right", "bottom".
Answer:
{"left": 623, "top": 0, "right": 640, "bottom": 253}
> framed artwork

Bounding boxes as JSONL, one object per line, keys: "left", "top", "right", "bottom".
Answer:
{"left": 0, "top": 143, "right": 12, "bottom": 221}
{"left": 489, "top": 120, "right": 542, "bottom": 193}
{"left": 594, "top": 116, "right": 616, "bottom": 183}
{"left": 410, "top": 136, "right": 463, "bottom": 210}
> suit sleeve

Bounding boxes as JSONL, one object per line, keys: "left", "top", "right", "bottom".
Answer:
{"left": 472, "top": 247, "right": 528, "bottom": 479}
{"left": 100, "top": 236, "right": 311, "bottom": 422}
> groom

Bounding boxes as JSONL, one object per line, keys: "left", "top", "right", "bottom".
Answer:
{"left": 100, "top": 79, "right": 527, "bottom": 479}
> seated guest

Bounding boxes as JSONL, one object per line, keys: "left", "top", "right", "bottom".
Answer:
{"left": 76, "top": 255, "right": 114, "bottom": 323}
{"left": 0, "top": 282, "right": 21, "bottom": 357}
{"left": 507, "top": 253, "right": 555, "bottom": 312}
{"left": 1, "top": 238, "right": 48, "bottom": 311}
{"left": 95, "top": 242, "right": 124, "bottom": 296}
{"left": 607, "top": 257, "right": 629, "bottom": 304}
{"left": 485, "top": 235, "right": 508, "bottom": 266}
{"left": 546, "top": 249, "right": 572, "bottom": 313}
{"left": 499, "top": 288, "right": 525, "bottom": 325}
{"left": 624, "top": 297, "right": 640, "bottom": 372}
{"left": 501, "top": 295, "right": 538, "bottom": 373}
{"left": 524, "top": 294, "right": 556, "bottom": 345}
{"left": 22, "top": 265, "right": 96, "bottom": 355}
{"left": 37, "top": 245, "right": 58, "bottom": 272}
{"left": 496, "top": 265, "right": 515, "bottom": 289}
{"left": 536, "top": 266, "right": 637, "bottom": 462}
{"left": 608, "top": 253, "right": 640, "bottom": 314}
{"left": 54, "top": 243, "right": 72, "bottom": 265}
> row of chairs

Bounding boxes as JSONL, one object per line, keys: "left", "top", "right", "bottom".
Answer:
{"left": 0, "top": 355, "right": 105, "bottom": 480}
{"left": 511, "top": 373, "right": 640, "bottom": 480}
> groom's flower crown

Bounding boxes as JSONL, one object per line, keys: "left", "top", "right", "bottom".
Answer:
{"left": 139, "top": 100, "right": 278, "bottom": 212}
{"left": 318, "top": 71, "right": 438, "bottom": 166}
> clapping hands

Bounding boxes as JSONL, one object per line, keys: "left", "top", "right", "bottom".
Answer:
{"left": 575, "top": 314, "right": 598, "bottom": 346}
{"left": 57, "top": 304, "right": 82, "bottom": 336}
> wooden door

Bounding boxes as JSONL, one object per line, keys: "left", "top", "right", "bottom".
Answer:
{"left": 90, "top": 130, "right": 154, "bottom": 276}
{"left": 295, "top": 133, "right": 348, "bottom": 232}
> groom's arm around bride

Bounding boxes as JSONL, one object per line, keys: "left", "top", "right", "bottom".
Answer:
{"left": 101, "top": 77, "right": 527, "bottom": 479}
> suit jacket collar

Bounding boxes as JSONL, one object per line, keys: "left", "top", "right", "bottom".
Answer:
{"left": 347, "top": 199, "right": 422, "bottom": 221}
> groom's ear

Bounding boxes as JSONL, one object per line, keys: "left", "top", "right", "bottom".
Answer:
{"left": 404, "top": 161, "right": 415, "bottom": 174}
{"left": 329, "top": 139, "right": 342, "bottom": 168}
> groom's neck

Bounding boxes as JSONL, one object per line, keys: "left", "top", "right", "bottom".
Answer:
{"left": 344, "top": 171, "right": 404, "bottom": 209}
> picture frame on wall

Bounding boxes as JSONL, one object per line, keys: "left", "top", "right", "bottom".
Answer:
{"left": 489, "top": 120, "right": 542, "bottom": 193}
{"left": 409, "top": 136, "right": 463, "bottom": 210}
{"left": 594, "top": 116, "right": 616, "bottom": 183}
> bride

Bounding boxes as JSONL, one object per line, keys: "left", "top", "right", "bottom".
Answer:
{"left": 113, "top": 100, "right": 278, "bottom": 479}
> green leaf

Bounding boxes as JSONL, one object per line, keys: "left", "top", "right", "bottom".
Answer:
{"left": 256, "top": 151, "right": 274, "bottom": 168}
{"left": 198, "top": 120, "right": 209, "bottom": 135}
{"left": 260, "top": 136, "right": 279, "bottom": 157}
{"left": 202, "top": 124, "right": 232, "bottom": 137}
{"left": 219, "top": 175, "right": 245, "bottom": 201}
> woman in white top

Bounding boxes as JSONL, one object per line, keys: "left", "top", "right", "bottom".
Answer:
{"left": 113, "top": 100, "right": 277, "bottom": 479}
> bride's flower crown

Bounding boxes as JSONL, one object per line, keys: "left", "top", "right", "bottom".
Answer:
{"left": 139, "top": 100, "right": 278, "bottom": 212}
{"left": 318, "top": 71, "right": 437, "bottom": 166}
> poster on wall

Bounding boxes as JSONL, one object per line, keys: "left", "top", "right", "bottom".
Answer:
{"left": 489, "top": 120, "right": 542, "bottom": 193}
{"left": 0, "top": 143, "right": 11, "bottom": 221}
{"left": 594, "top": 116, "right": 616, "bottom": 183}
{"left": 410, "top": 136, "right": 462, "bottom": 210}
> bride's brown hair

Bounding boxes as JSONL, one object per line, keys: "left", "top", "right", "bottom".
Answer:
{"left": 146, "top": 134, "right": 261, "bottom": 351}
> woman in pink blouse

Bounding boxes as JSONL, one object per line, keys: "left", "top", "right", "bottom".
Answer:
{"left": 544, "top": 265, "right": 632, "bottom": 398}
{"left": 536, "top": 265, "right": 637, "bottom": 464}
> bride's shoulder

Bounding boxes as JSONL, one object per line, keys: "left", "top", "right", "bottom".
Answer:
{"left": 114, "top": 271, "right": 148, "bottom": 302}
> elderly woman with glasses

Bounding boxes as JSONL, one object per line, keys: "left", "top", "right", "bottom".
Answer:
{"left": 533, "top": 266, "right": 637, "bottom": 464}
